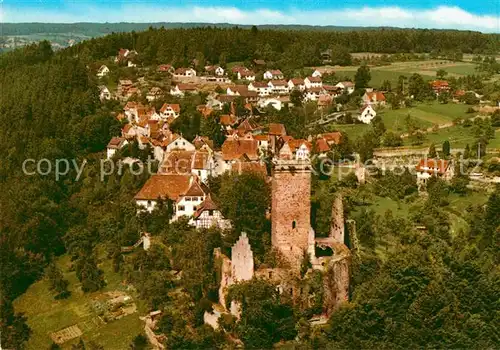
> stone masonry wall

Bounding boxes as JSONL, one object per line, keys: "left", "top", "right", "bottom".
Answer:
{"left": 330, "top": 194, "right": 344, "bottom": 244}
{"left": 231, "top": 232, "right": 254, "bottom": 282}
{"left": 271, "top": 161, "right": 311, "bottom": 271}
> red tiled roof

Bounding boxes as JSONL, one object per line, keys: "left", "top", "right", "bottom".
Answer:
{"left": 322, "top": 132, "right": 342, "bottom": 145}
{"left": 366, "top": 91, "right": 386, "bottom": 102}
{"left": 134, "top": 174, "right": 193, "bottom": 201}
{"left": 221, "top": 138, "right": 259, "bottom": 161}
{"left": 160, "top": 103, "right": 180, "bottom": 113}
{"left": 270, "top": 80, "right": 287, "bottom": 87}
{"left": 161, "top": 151, "right": 194, "bottom": 174}
{"left": 270, "top": 69, "right": 283, "bottom": 75}
{"left": 416, "top": 158, "right": 450, "bottom": 175}
{"left": 306, "top": 76, "right": 322, "bottom": 83}
{"left": 220, "top": 114, "right": 237, "bottom": 126}
{"left": 192, "top": 151, "right": 210, "bottom": 169}
{"left": 175, "top": 67, "right": 194, "bottom": 74}
{"left": 268, "top": 123, "right": 286, "bottom": 136}
{"left": 234, "top": 162, "right": 267, "bottom": 176}
{"left": 251, "top": 82, "right": 269, "bottom": 88}
{"left": 107, "top": 137, "right": 126, "bottom": 149}
{"left": 315, "top": 138, "right": 330, "bottom": 153}
{"left": 193, "top": 194, "right": 219, "bottom": 219}
{"left": 290, "top": 78, "right": 304, "bottom": 85}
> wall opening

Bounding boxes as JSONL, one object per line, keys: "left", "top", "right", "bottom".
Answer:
{"left": 292, "top": 220, "right": 296, "bottom": 229}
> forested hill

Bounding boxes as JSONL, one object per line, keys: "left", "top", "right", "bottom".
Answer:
{"left": 0, "top": 22, "right": 448, "bottom": 36}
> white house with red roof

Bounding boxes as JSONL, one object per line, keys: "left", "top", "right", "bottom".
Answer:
{"left": 205, "top": 65, "right": 225, "bottom": 76}
{"left": 288, "top": 78, "right": 305, "bottom": 91}
{"left": 237, "top": 69, "right": 256, "bottom": 81}
{"left": 134, "top": 174, "right": 207, "bottom": 220}
{"left": 304, "top": 76, "right": 322, "bottom": 89}
{"left": 268, "top": 80, "right": 289, "bottom": 94}
{"left": 311, "top": 69, "right": 322, "bottom": 78}
{"left": 362, "top": 91, "right": 386, "bottom": 106}
{"left": 174, "top": 68, "right": 197, "bottom": 78}
{"left": 263, "top": 69, "right": 284, "bottom": 80}
{"left": 170, "top": 83, "right": 198, "bottom": 97}
{"left": 106, "top": 137, "right": 129, "bottom": 159}
{"left": 159, "top": 103, "right": 180, "bottom": 120}
{"left": 335, "top": 81, "right": 355, "bottom": 94}
{"left": 415, "top": 158, "right": 454, "bottom": 187}
{"left": 248, "top": 81, "right": 271, "bottom": 96}
{"left": 189, "top": 195, "right": 232, "bottom": 230}
{"left": 358, "top": 104, "right": 377, "bottom": 124}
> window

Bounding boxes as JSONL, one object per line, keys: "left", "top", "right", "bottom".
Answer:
{"left": 147, "top": 200, "right": 152, "bottom": 207}
{"left": 208, "top": 210, "right": 214, "bottom": 216}
{"left": 198, "top": 171, "right": 201, "bottom": 176}
{"left": 193, "top": 206, "right": 197, "bottom": 211}
{"left": 186, "top": 197, "right": 191, "bottom": 201}
{"left": 292, "top": 220, "right": 296, "bottom": 229}
{"left": 178, "top": 205, "right": 185, "bottom": 211}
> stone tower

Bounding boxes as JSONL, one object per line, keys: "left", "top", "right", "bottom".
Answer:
{"left": 271, "top": 158, "right": 312, "bottom": 270}
{"left": 330, "top": 193, "right": 345, "bottom": 244}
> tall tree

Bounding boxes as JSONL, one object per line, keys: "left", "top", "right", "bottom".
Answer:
{"left": 354, "top": 64, "right": 371, "bottom": 89}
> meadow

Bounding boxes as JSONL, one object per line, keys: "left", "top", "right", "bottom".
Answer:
{"left": 14, "top": 248, "right": 145, "bottom": 349}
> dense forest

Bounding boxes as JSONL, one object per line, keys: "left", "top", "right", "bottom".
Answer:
{"left": 0, "top": 26, "right": 499, "bottom": 348}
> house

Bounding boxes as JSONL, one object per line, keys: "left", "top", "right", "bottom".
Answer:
{"left": 415, "top": 158, "right": 454, "bottom": 187}
{"left": 99, "top": 85, "right": 111, "bottom": 101}
{"left": 134, "top": 174, "right": 207, "bottom": 220}
{"left": 278, "top": 139, "right": 311, "bottom": 161}
{"left": 263, "top": 70, "right": 284, "bottom": 80}
{"left": 193, "top": 136, "right": 215, "bottom": 154}
{"left": 118, "top": 80, "right": 134, "bottom": 97}
{"left": 430, "top": 80, "right": 450, "bottom": 95}
{"left": 288, "top": 78, "right": 305, "bottom": 91}
{"left": 323, "top": 85, "right": 342, "bottom": 97}
{"left": 164, "top": 135, "right": 196, "bottom": 153}
{"left": 335, "top": 81, "right": 355, "bottom": 94}
{"left": 146, "top": 87, "right": 164, "bottom": 102}
{"left": 258, "top": 97, "right": 283, "bottom": 111}
{"left": 311, "top": 69, "right": 322, "bottom": 78}
{"left": 170, "top": 84, "right": 198, "bottom": 97}
{"left": 190, "top": 195, "right": 232, "bottom": 230}
{"left": 358, "top": 104, "right": 377, "bottom": 124}
{"left": 158, "top": 64, "right": 174, "bottom": 73}
{"left": 304, "top": 87, "right": 325, "bottom": 101}
{"left": 106, "top": 137, "right": 128, "bottom": 159}
{"left": 268, "top": 80, "right": 289, "bottom": 94}
{"left": 97, "top": 65, "right": 110, "bottom": 77}
{"left": 314, "top": 132, "right": 343, "bottom": 156}
{"left": 248, "top": 82, "right": 271, "bottom": 96}
{"left": 205, "top": 65, "right": 225, "bottom": 76}
{"left": 304, "top": 76, "right": 322, "bottom": 89}
{"left": 227, "top": 85, "right": 249, "bottom": 96}
{"left": 362, "top": 91, "right": 386, "bottom": 106}
{"left": 159, "top": 150, "right": 213, "bottom": 181}
{"left": 127, "top": 60, "right": 137, "bottom": 68}
{"left": 237, "top": 70, "right": 256, "bottom": 81}
{"left": 159, "top": 103, "right": 180, "bottom": 120}
{"left": 174, "top": 68, "right": 197, "bottom": 78}
{"left": 318, "top": 94, "right": 333, "bottom": 108}
{"left": 221, "top": 135, "right": 259, "bottom": 164}
{"left": 115, "top": 49, "right": 138, "bottom": 63}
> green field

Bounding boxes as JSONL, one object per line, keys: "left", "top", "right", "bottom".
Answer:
{"left": 325, "top": 60, "right": 478, "bottom": 88}
{"left": 14, "top": 249, "right": 145, "bottom": 349}
{"left": 424, "top": 128, "right": 500, "bottom": 149}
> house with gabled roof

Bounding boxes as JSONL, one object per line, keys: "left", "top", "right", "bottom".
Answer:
{"left": 170, "top": 84, "right": 198, "bottom": 97}
{"left": 147, "top": 87, "right": 164, "bottom": 102}
{"left": 190, "top": 194, "right": 232, "bottom": 230}
{"left": 335, "top": 81, "right": 355, "bottom": 94}
{"left": 135, "top": 174, "right": 208, "bottom": 220}
{"left": 106, "top": 137, "right": 129, "bottom": 159}
{"left": 362, "top": 91, "right": 386, "bottom": 106}
{"left": 97, "top": 65, "right": 110, "bottom": 77}
{"left": 416, "top": 158, "right": 454, "bottom": 187}
{"left": 205, "top": 65, "right": 225, "bottom": 76}
{"left": 248, "top": 81, "right": 271, "bottom": 96}
{"left": 268, "top": 80, "right": 289, "bottom": 94}
{"left": 263, "top": 69, "right": 284, "bottom": 80}
{"left": 99, "top": 85, "right": 111, "bottom": 101}
{"left": 159, "top": 103, "right": 180, "bottom": 120}
{"left": 358, "top": 104, "right": 376, "bottom": 124}
{"left": 174, "top": 67, "right": 197, "bottom": 78}
{"left": 237, "top": 69, "right": 256, "bottom": 81}
{"left": 288, "top": 78, "right": 305, "bottom": 91}
{"left": 304, "top": 76, "right": 322, "bottom": 89}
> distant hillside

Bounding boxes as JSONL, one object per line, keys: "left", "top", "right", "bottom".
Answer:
{"left": 2, "top": 22, "right": 379, "bottom": 36}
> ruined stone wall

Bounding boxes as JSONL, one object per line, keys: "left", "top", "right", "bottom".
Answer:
{"left": 330, "top": 194, "right": 344, "bottom": 244}
{"left": 214, "top": 248, "right": 233, "bottom": 309}
{"left": 322, "top": 242, "right": 350, "bottom": 316}
{"left": 231, "top": 232, "right": 254, "bottom": 282}
{"left": 271, "top": 160, "right": 311, "bottom": 271}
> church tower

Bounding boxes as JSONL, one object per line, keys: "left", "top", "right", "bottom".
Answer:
{"left": 271, "top": 157, "right": 312, "bottom": 271}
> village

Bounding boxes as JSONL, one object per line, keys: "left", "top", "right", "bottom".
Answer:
{"left": 5, "top": 29, "right": 500, "bottom": 348}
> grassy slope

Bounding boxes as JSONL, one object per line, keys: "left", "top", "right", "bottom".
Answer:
{"left": 14, "top": 248, "right": 145, "bottom": 349}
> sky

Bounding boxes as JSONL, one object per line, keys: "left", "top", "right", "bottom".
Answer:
{"left": 1, "top": 0, "right": 499, "bottom": 33}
